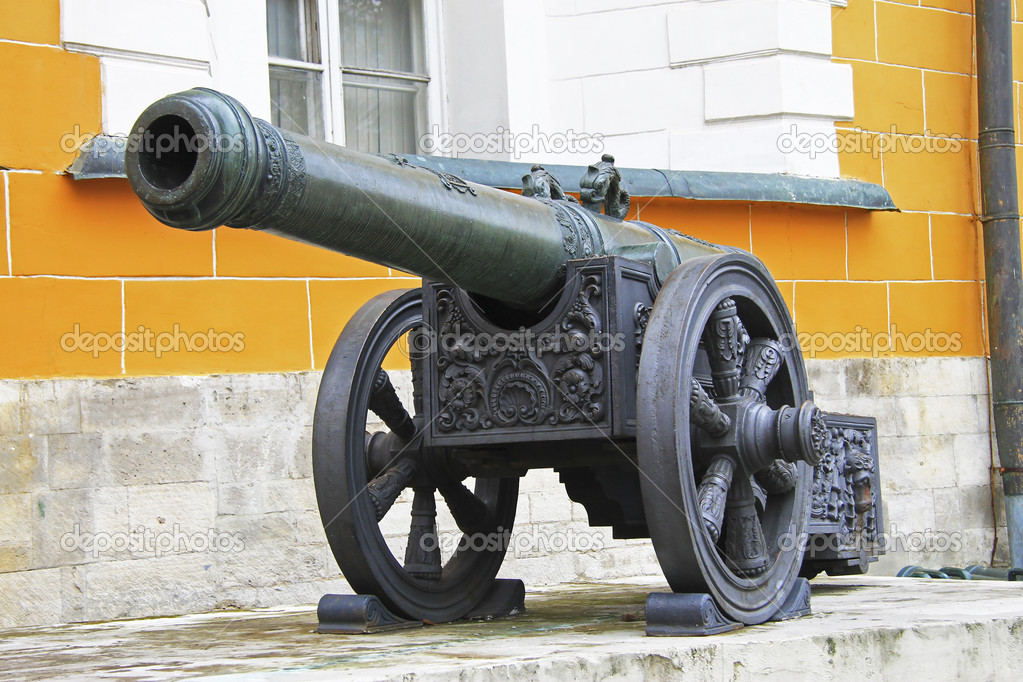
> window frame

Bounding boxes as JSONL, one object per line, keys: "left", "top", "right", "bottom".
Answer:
{"left": 267, "top": 0, "right": 443, "bottom": 151}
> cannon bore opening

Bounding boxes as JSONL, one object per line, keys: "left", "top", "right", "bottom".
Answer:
{"left": 137, "top": 115, "right": 200, "bottom": 191}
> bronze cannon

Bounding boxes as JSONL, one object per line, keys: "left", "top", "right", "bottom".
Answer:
{"left": 124, "top": 88, "right": 882, "bottom": 634}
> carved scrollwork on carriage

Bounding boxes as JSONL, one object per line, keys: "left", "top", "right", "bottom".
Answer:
{"left": 427, "top": 266, "right": 615, "bottom": 439}
{"left": 801, "top": 414, "right": 884, "bottom": 577}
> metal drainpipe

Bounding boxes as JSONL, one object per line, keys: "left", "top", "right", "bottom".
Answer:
{"left": 977, "top": 0, "right": 1023, "bottom": 567}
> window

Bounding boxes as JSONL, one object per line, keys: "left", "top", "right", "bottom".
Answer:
{"left": 267, "top": 0, "right": 429, "bottom": 154}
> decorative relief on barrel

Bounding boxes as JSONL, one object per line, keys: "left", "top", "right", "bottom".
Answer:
{"left": 230, "top": 120, "right": 307, "bottom": 227}
{"left": 522, "top": 164, "right": 578, "bottom": 203}
{"left": 536, "top": 198, "right": 604, "bottom": 267}
{"left": 253, "top": 119, "right": 286, "bottom": 215}
{"left": 429, "top": 169, "right": 477, "bottom": 195}
{"left": 272, "top": 129, "right": 308, "bottom": 222}
{"left": 382, "top": 154, "right": 477, "bottom": 196}
{"left": 580, "top": 153, "right": 630, "bottom": 220}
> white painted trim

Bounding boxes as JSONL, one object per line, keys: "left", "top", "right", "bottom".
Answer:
{"left": 63, "top": 43, "right": 210, "bottom": 73}
{"left": 267, "top": 56, "right": 326, "bottom": 72}
{"left": 0, "top": 38, "right": 63, "bottom": 49}
{"left": 844, "top": 212, "right": 850, "bottom": 280}
{"left": 423, "top": 0, "right": 449, "bottom": 147}
{"left": 928, "top": 214, "right": 936, "bottom": 280}
{"left": 119, "top": 280, "right": 126, "bottom": 374}
{"left": 4, "top": 173, "right": 11, "bottom": 277}
{"left": 671, "top": 48, "right": 829, "bottom": 69}
{"left": 306, "top": 279, "right": 315, "bottom": 370}
{"left": 321, "top": 0, "right": 343, "bottom": 144}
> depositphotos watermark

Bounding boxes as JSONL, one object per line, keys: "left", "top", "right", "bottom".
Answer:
{"left": 60, "top": 323, "right": 246, "bottom": 359}
{"left": 420, "top": 125, "right": 605, "bottom": 159}
{"left": 794, "top": 325, "right": 963, "bottom": 359}
{"left": 779, "top": 527, "right": 964, "bottom": 554}
{"left": 420, "top": 527, "right": 606, "bottom": 558}
{"left": 401, "top": 323, "right": 627, "bottom": 359}
{"left": 777, "top": 125, "right": 966, "bottom": 159}
{"left": 58, "top": 124, "right": 245, "bottom": 156}
{"left": 60, "top": 523, "right": 246, "bottom": 559}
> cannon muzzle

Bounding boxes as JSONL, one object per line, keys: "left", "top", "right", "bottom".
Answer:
{"left": 126, "top": 88, "right": 723, "bottom": 309}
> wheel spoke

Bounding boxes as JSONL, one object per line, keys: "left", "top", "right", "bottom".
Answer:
{"left": 723, "top": 477, "right": 768, "bottom": 577}
{"left": 404, "top": 487, "right": 442, "bottom": 580}
{"left": 690, "top": 379, "right": 731, "bottom": 436}
{"left": 366, "top": 458, "right": 416, "bottom": 521}
{"left": 697, "top": 454, "right": 735, "bottom": 543}
{"left": 702, "top": 299, "right": 749, "bottom": 401}
{"left": 738, "top": 338, "right": 785, "bottom": 401}
{"left": 437, "top": 480, "right": 490, "bottom": 536}
{"left": 750, "top": 476, "right": 767, "bottom": 509}
{"left": 315, "top": 289, "right": 519, "bottom": 622}
{"left": 369, "top": 369, "right": 416, "bottom": 441}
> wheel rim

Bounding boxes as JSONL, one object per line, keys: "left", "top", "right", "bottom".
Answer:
{"left": 313, "top": 289, "right": 518, "bottom": 622}
{"left": 637, "top": 253, "right": 822, "bottom": 624}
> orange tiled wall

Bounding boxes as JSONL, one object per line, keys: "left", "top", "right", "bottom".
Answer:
{"left": 787, "top": 0, "right": 1011, "bottom": 360}
{"left": 0, "top": 2, "right": 417, "bottom": 379}
{"left": 0, "top": 0, "right": 1007, "bottom": 378}
{"left": 631, "top": 198, "right": 985, "bottom": 359}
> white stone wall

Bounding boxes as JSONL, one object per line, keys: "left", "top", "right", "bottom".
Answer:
{"left": 63, "top": 0, "right": 852, "bottom": 175}
{"left": 491, "top": 0, "right": 853, "bottom": 174}
{"left": 0, "top": 356, "right": 1005, "bottom": 628}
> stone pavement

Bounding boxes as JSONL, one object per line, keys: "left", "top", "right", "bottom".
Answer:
{"left": 1, "top": 576, "right": 1021, "bottom": 680}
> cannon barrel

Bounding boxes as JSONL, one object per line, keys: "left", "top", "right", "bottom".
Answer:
{"left": 125, "top": 88, "right": 724, "bottom": 309}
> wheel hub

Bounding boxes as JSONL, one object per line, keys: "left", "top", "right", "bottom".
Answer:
{"left": 696, "top": 395, "right": 826, "bottom": 475}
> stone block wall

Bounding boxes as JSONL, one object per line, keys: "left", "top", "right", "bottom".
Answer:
{"left": 807, "top": 356, "right": 1007, "bottom": 574}
{"left": 0, "top": 355, "right": 1005, "bottom": 628}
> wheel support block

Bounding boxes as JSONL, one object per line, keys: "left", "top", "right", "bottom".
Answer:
{"left": 645, "top": 579, "right": 811, "bottom": 636}
{"left": 317, "top": 579, "right": 526, "bottom": 634}
{"left": 316, "top": 594, "right": 422, "bottom": 634}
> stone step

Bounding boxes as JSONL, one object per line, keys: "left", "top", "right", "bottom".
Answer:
{"left": 1, "top": 576, "right": 1021, "bottom": 680}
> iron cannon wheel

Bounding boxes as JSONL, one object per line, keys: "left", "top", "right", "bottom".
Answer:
{"left": 636, "top": 252, "right": 814, "bottom": 625}
{"left": 313, "top": 289, "right": 518, "bottom": 622}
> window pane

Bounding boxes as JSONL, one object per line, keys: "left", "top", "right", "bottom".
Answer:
{"left": 270, "top": 66, "right": 325, "bottom": 139}
{"left": 339, "top": 0, "right": 415, "bottom": 73}
{"left": 342, "top": 74, "right": 422, "bottom": 154}
{"left": 267, "top": 0, "right": 320, "bottom": 63}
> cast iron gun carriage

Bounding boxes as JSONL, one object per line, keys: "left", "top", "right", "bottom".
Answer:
{"left": 124, "top": 88, "right": 882, "bottom": 633}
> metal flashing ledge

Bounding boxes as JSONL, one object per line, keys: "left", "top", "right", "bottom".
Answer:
{"left": 397, "top": 154, "right": 897, "bottom": 211}
{"left": 68, "top": 134, "right": 897, "bottom": 211}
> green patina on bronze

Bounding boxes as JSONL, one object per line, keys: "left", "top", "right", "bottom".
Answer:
{"left": 124, "top": 88, "right": 722, "bottom": 309}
